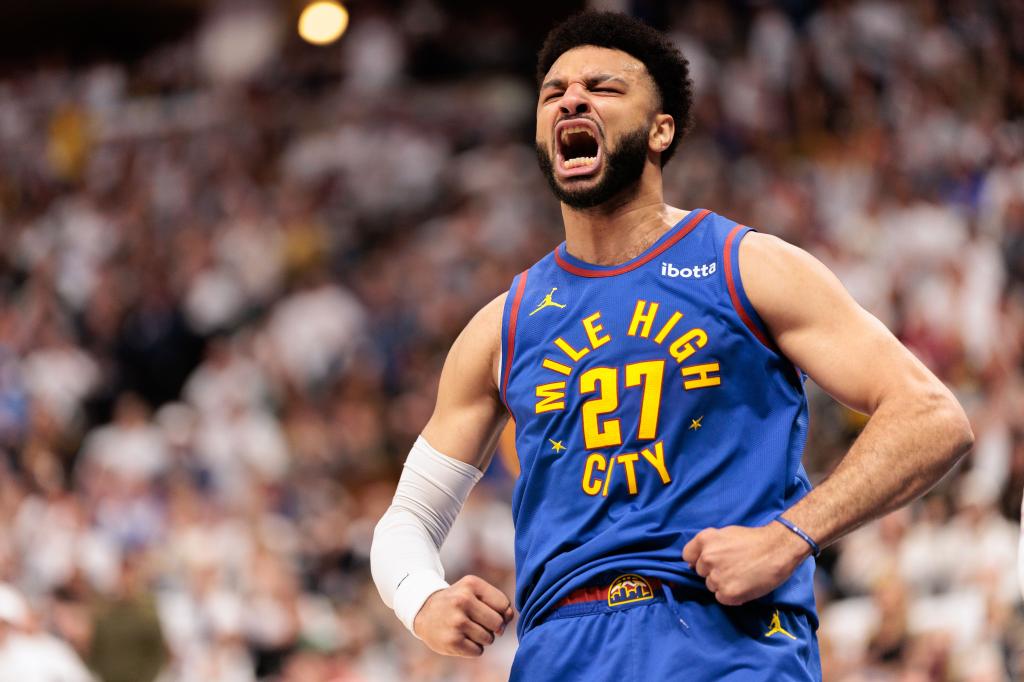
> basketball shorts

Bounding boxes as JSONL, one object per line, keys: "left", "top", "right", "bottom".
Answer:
{"left": 510, "top": 576, "right": 821, "bottom": 681}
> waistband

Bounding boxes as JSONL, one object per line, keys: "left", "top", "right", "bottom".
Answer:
{"left": 530, "top": 574, "right": 817, "bottom": 634}
{"left": 540, "top": 574, "right": 691, "bottom": 624}
{"left": 555, "top": 575, "right": 668, "bottom": 609}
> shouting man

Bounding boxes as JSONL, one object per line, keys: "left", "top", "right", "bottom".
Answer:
{"left": 371, "top": 11, "right": 973, "bottom": 680}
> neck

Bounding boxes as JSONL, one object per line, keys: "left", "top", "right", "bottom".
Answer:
{"left": 561, "top": 163, "right": 687, "bottom": 266}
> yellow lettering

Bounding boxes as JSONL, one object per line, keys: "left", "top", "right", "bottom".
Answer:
{"left": 627, "top": 300, "right": 660, "bottom": 338}
{"left": 535, "top": 381, "right": 566, "bottom": 413}
{"left": 583, "top": 441, "right": 673, "bottom": 497}
{"left": 582, "top": 312, "right": 611, "bottom": 349}
{"left": 542, "top": 358, "right": 572, "bottom": 376}
{"left": 653, "top": 311, "right": 684, "bottom": 344}
{"left": 580, "top": 367, "right": 622, "bottom": 449}
{"left": 603, "top": 455, "right": 616, "bottom": 496}
{"left": 618, "top": 453, "right": 640, "bottom": 495}
{"left": 624, "top": 360, "right": 664, "bottom": 440}
{"left": 682, "top": 363, "right": 722, "bottom": 390}
{"left": 555, "top": 337, "right": 590, "bottom": 362}
{"left": 640, "top": 441, "right": 671, "bottom": 485}
{"left": 669, "top": 328, "right": 708, "bottom": 364}
{"left": 581, "top": 453, "right": 606, "bottom": 496}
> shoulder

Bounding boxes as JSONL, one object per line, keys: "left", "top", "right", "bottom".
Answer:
{"left": 451, "top": 291, "right": 508, "bottom": 386}
{"left": 739, "top": 230, "right": 840, "bottom": 286}
{"left": 741, "top": 229, "right": 819, "bottom": 270}
{"left": 465, "top": 291, "right": 508, "bottom": 344}
{"left": 738, "top": 230, "right": 857, "bottom": 331}
{"left": 738, "top": 231, "right": 819, "bottom": 282}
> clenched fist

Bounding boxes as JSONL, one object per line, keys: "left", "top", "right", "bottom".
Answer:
{"left": 682, "top": 522, "right": 812, "bottom": 606}
{"left": 413, "top": 575, "right": 515, "bottom": 657}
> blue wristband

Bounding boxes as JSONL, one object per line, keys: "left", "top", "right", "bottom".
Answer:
{"left": 775, "top": 516, "right": 821, "bottom": 558}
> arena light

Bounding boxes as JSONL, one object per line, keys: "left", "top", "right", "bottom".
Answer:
{"left": 298, "top": 1, "right": 349, "bottom": 46}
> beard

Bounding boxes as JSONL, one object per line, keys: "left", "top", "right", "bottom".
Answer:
{"left": 535, "top": 125, "right": 650, "bottom": 210}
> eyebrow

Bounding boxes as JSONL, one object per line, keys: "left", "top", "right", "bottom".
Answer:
{"left": 540, "top": 74, "right": 629, "bottom": 91}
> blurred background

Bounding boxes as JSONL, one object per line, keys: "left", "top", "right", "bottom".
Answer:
{"left": 0, "top": 0, "right": 1022, "bottom": 680}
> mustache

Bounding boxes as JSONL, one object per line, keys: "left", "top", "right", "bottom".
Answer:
{"left": 535, "top": 125, "right": 649, "bottom": 210}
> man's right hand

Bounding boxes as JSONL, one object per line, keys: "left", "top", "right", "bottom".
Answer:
{"left": 413, "top": 575, "right": 515, "bottom": 657}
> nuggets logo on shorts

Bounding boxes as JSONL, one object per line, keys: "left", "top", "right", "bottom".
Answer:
{"left": 606, "top": 574, "right": 654, "bottom": 607}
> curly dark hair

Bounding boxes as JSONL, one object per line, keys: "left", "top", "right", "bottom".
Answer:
{"left": 536, "top": 11, "right": 694, "bottom": 166}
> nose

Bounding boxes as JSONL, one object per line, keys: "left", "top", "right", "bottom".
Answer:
{"left": 559, "top": 83, "right": 591, "bottom": 116}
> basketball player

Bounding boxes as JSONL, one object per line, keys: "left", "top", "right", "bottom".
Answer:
{"left": 371, "top": 11, "right": 973, "bottom": 680}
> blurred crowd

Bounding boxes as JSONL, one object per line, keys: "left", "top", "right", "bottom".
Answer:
{"left": 0, "top": 0, "right": 1022, "bottom": 680}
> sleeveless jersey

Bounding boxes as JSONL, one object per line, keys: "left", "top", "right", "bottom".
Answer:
{"left": 499, "top": 209, "right": 817, "bottom": 636}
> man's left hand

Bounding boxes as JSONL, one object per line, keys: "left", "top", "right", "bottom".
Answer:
{"left": 682, "top": 522, "right": 812, "bottom": 606}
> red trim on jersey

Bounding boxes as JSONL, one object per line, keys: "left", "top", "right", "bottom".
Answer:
{"left": 553, "top": 209, "right": 712, "bottom": 277}
{"left": 723, "top": 225, "right": 778, "bottom": 352}
{"left": 501, "top": 271, "right": 529, "bottom": 407}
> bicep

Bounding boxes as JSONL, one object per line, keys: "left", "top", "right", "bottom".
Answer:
{"left": 421, "top": 293, "right": 510, "bottom": 469}
{"left": 740, "top": 233, "right": 943, "bottom": 415}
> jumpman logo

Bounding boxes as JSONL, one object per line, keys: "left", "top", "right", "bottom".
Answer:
{"left": 529, "top": 288, "right": 567, "bottom": 316}
{"left": 764, "top": 610, "right": 796, "bottom": 639}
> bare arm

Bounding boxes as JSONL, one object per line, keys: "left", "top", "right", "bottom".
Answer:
{"left": 684, "top": 233, "right": 973, "bottom": 605}
{"left": 421, "top": 292, "right": 510, "bottom": 468}
{"left": 372, "top": 292, "right": 514, "bottom": 656}
{"left": 744, "top": 233, "right": 973, "bottom": 545}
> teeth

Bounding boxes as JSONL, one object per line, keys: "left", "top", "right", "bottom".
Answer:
{"left": 562, "top": 156, "right": 597, "bottom": 169}
{"left": 560, "top": 125, "right": 595, "bottom": 144}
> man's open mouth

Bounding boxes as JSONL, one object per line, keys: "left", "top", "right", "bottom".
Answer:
{"left": 555, "top": 119, "right": 603, "bottom": 178}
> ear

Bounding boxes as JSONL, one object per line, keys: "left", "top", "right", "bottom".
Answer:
{"left": 649, "top": 113, "right": 675, "bottom": 155}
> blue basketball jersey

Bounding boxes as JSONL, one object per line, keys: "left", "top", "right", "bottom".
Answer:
{"left": 499, "top": 209, "right": 817, "bottom": 637}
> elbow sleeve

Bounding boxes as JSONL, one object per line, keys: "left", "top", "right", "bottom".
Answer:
{"left": 371, "top": 436, "right": 483, "bottom": 633}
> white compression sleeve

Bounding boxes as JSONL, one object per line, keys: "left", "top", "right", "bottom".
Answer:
{"left": 371, "top": 435, "right": 484, "bottom": 634}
